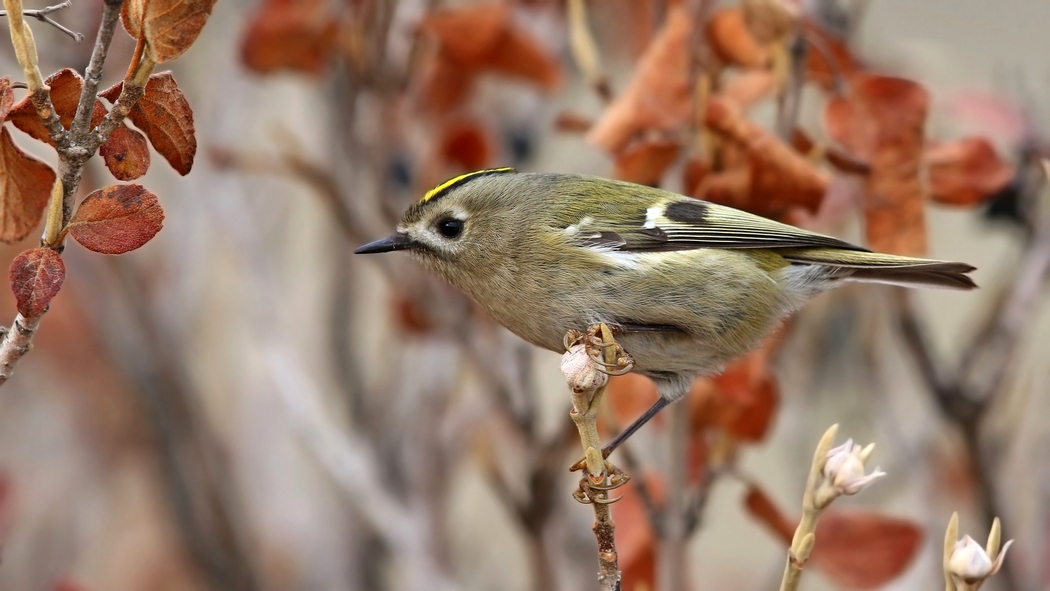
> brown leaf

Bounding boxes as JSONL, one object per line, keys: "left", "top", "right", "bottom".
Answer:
{"left": 603, "top": 373, "right": 663, "bottom": 439}
{"left": 68, "top": 184, "right": 164, "bottom": 255}
{"left": 417, "top": 51, "right": 476, "bottom": 115}
{"left": 825, "top": 74, "right": 929, "bottom": 255}
{"left": 0, "top": 127, "right": 55, "bottom": 243}
{"left": 122, "top": 0, "right": 217, "bottom": 63}
{"left": 812, "top": 511, "right": 923, "bottom": 589}
{"left": 743, "top": 483, "right": 794, "bottom": 543}
{"left": 100, "top": 124, "right": 150, "bottom": 181}
{"left": 802, "top": 21, "right": 860, "bottom": 90}
{"left": 706, "top": 8, "right": 771, "bottom": 69}
{"left": 438, "top": 119, "right": 492, "bottom": 171}
{"left": 614, "top": 138, "right": 680, "bottom": 186}
{"left": 101, "top": 73, "right": 196, "bottom": 175}
{"left": 241, "top": 0, "right": 337, "bottom": 76}
{"left": 0, "top": 77, "right": 14, "bottom": 121}
{"left": 588, "top": 5, "right": 694, "bottom": 153}
{"left": 419, "top": 5, "right": 560, "bottom": 90}
{"left": 9, "top": 247, "right": 64, "bottom": 317}
{"left": 691, "top": 340, "right": 779, "bottom": 442}
{"left": 8, "top": 69, "right": 105, "bottom": 146}
{"left": 701, "top": 97, "right": 828, "bottom": 218}
{"left": 927, "top": 137, "right": 1013, "bottom": 207}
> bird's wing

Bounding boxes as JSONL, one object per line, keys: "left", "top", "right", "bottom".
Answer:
{"left": 565, "top": 194, "right": 870, "bottom": 253}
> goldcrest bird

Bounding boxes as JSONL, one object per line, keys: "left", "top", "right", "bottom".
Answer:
{"left": 356, "top": 168, "right": 976, "bottom": 452}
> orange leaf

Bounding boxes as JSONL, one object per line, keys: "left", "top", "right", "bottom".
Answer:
{"left": 419, "top": 5, "right": 560, "bottom": 90}
{"left": 826, "top": 74, "right": 929, "bottom": 255}
{"left": 0, "top": 127, "right": 55, "bottom": 243}
{"left": 437, "top": 119, "right": 492, "bottom": 171}
{"left": 802, "top": 21, "right": 860, "bottom": 89}
{"left": 122, "top": 0, "right": 217, "bottom": 63}
{"left": 68, "top": 185, "right": 164, "bottom": 255}
{"left": 927, "top": 137, "right": 1013, "bottom": 207}
{"left": 706, "top": 8, "right": 770, "bottom": 69}
{"left": 812, "top": 511, "right": 923, "bottom": 589}
{"left": 241, "top": 0, "right": 337, "bottom": 76}
{"left": 8, "top": 69, "right": 105, "bottom": 146}
{"left": 614, "top": 138, "right": 680, "bottom": 186}
{"left": 691, "top": 342, "right": 779, "bottom": 443}
{"left": 418, "top": 51, "right": 476, "bottom": 115}
{"left": 9, "top": 247, "right": 64, "bottom": 317}
{"left": 102, "top": 73, "right": 197, "bottom": 175}
{"left": 588, "top": 5, "right": 694, "bottom": 153}
{"left": 742, "top": 483, "right": 794, "bottom": 543}
{"left": 100, "top": 124, "right": 150, "bottom": 181}
{"left": 602, "top": 373, "right": 662, "bottom": 439}
{"left": 702, "top": 97, "right": 828, "bottom": 218}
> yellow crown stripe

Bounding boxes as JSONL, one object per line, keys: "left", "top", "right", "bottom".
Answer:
{"left": 422, "top": 167, "right": 516, "bottom": 203}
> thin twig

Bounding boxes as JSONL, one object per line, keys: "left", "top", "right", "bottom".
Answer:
{"left": 0, "top": 314, "right": 42, "bottom": 385}
{"left": 566, "top": 0, "right": 611, "bottom": 102}
{"left": 0, "top": 1, "right": 85, "bottom": 42}
{"left": 70, "top": 0, "right": 122, "bottom": 137}
{"left": 775, "top": 33, "right": 807, "bottom": 141}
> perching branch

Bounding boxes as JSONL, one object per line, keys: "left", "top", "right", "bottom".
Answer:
{"left": 0, "top": 314, "right": 42, "bottom": 385}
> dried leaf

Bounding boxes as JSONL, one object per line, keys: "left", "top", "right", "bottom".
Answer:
{"left": 8, "top": 69, "right": 105, "bottom": 146}
{"left": 691, "top": 343, "right": 779, "bottom": 442}
{"left": 743, "top": 483, "right": 794, "bottom": 543}
{"left": 101, "top": 73, "right": 196, "bottom": 175}
{"left": 9, "top": 247, "right": 64, "bottom": 317}
{"left": 419, "top": 5, "right": 560, "bottom": 90}
{"left": 122, "top": 0, "right": 217, "bottom": 63}
{"left": 418, "top": 51, "right": 476, "bottom": 115}
{"left": 825, "top": 74, "right": 929, "bottom": 255}
{"left": 721, "top": 69, "right": 778, "bottom": 110}
{"left": 438, "top": 119, "right": 491, "bottom": 171}
{"left": 603, "top": 373, "right": 663, "bottom": 439}
{"left": 927, "top": 137, "right": 1013, "bottom": 207}
{"left": 588, "top": 5, "right": 694, "bottom": 152}
{"left": 0, "top": 127, "right": 55, "bottom": 243}
{"left": 706, "top": 8, "right": 770, "bottom": 69}
{"left": 614, "top": 138, "right": 680, "bottom": 186}
{"left": 802, "top": 21, "right": 860, "bottom": 89}
{"left": 100, "top": 124, "right": 150, "bottom": 180}
{"left": 68, "top": 184, "right": 164, "bottom": 255}
{"left": 553, "top": 111, "right": 593, "bottom": 133}
{"left": 702, "top": 97, "right": 828, "bottom": 218}
{"left": 812, "top": 511, "right": 923, "bottom": 589}
{"left": 241, "top": 0, "right": 337, "bottom": 75}
{"left": 0, "top": 77, "right": 14, "bottom": 121}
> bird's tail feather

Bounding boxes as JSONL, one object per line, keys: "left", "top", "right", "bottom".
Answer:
{"left": 780, "top": 248, "right": 977, "bottom": 290}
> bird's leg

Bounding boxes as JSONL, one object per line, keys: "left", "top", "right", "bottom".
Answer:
{"left": 601, "top": 396, "right": 670, "bottom": 457}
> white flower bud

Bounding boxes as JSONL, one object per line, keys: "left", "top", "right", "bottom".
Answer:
{"left": 815, "top": 439, "right": 886, "bottom": 507}
{"left": 948, "top": 534, "right": 1013, "bottom": 588}
{"left": 561, "top": 345, "right": 608, "bottom": 395}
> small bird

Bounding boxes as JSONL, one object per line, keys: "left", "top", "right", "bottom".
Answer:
{"left": 356, "top": 168, "right": 976, "bottom": 452}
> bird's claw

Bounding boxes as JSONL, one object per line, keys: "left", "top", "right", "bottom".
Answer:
{"left": 569, "top": 461, "right": 631, "bottom": 504}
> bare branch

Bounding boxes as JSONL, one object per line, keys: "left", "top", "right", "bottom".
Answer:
{"left": 70, "top": 0, "right": 123, "bottom": 137}
{"left": 0, "top": 313, "right": 43, "bottom": 385}
{"left": 1, "top": 1, "right": 86, "bottom": 43}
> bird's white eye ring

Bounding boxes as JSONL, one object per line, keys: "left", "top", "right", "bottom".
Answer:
{"left": 437, "top": 218, "right": 464, "bottom": 239}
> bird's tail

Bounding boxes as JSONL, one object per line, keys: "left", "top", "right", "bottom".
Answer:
{"left": 779, "top": 248, "right": 977, "bottom": 290}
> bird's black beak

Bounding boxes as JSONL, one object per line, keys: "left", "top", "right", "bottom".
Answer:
{"left": 354, "top": 233, "right": 415, "bottom": 254}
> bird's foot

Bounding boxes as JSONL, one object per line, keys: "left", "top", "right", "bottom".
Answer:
{"left": 564, "top": 326, "right": 635, "bottom": 376}
{"left": 569, "top": 459, "right": 630, "bottom": 504}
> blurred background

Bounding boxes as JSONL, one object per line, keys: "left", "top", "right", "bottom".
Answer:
{"left": 0, "top": 0, "right": 1046, "bottom": 589}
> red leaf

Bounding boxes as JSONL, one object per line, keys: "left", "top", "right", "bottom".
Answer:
{"left": 101, "top": 73, "right": 197, "bottom": 175}
{"left": 588, "top": 5, "right": 694, "bottom": 153}
{"left": 802, "top": 21, "right": 860, "bottom": 90}
{"left": 122, "top": 0, "right": 217, "bottom": 63}
{"left": 67, "top": 185, "right": 164, "bottom": 254}
{"left": 927, "top": 137, "right": 1014, "bottom": 207}
{"left": 743, "top": 483, "right": 794, "bottom": 543}
{"left": 614, "top": 139, "right": 680, "bottom": 186}
{"left": 438, "top": 119, "right": 492, "bottom": 171}
{"left": 241, "top": 0, "right": 337, "bottom": 76}
{"left": 8, "top": 69, "right": 105, "bottom": 146}
{"left": 0, "top": 126, "right": 55, "bottom": 243}
{"left": 825, "top": 74, "right": 929, "bottom": 255}
{"left": 9, "top": 247, "right": 64, "bottom": 317}
{"left": 100, "top": 124, "right": 150, "bottom": 181}
{"left": 812, "top": 511, "right": 923, "bottom": 589}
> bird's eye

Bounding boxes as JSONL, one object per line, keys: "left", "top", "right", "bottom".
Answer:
{"left": 437, "top": 218, "right": 464, "bottom": 239}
